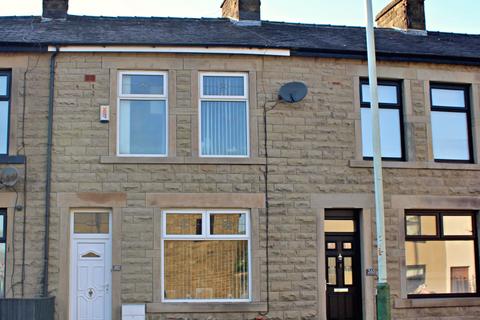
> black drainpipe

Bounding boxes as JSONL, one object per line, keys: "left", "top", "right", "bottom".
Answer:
{"left": 43, "top": 47, "right": 58, "bottom": 297}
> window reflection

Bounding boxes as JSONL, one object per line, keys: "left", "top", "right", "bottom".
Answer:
{"left": 344, "top": 257, "right": 353, "bottom": 285}
{"left": 442, "top": 216, "right": 473, "bottom": 236}
{"left": 406, "top": 215, "right": 437, "bottom": 236}
{"left": 210, "top": 213, "right": 246, "bottom": 235}
{"left": 405, "top": 240, "right": 476, "bottom": 294}
{"left": 74, "top": 212, "right": 109, "bottom": 234}
{"left": 327, "top": 257, "right": 336, "bottom": 285}
{"left": 166, "top": 214, "right": 202, "bottom": 235}
{"left": 431, "top": 111, "right": 469, "bottom": 161}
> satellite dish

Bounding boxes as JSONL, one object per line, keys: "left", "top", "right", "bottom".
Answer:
{"left": 278, "top": 82, "right": 308, "bottom": 103}
{"left": 0, "top": 167, "right": 19, "bottom": 187}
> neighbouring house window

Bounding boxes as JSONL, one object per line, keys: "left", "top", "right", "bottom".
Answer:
{"left": 360, "top": 80, "right": 404, "bottom": 160}
{"left": 0, "top": 71, "right": 11, "bottom": 155}
{"left": 199, "top": 73, "right": 249, "bottom": 157}
{"left": 405, "top": 211, "right": 479, "bottom": 297}
{"left": 430, "top": 84, "right": 472, "bottom": 162}
{"left": 162, "top": 210, "right": 250, "bottom": 302}
{"left": 0, "top": 210, "right": 6, "bottom": 298}
{"left": 118, "top": 71, "right": 168, "bottom": 156}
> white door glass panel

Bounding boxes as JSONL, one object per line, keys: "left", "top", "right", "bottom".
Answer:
{"left": 0, "top": 101, "right": 8, "bottom": 154}
{"left": 431, "top": 111, "right": 469, "bottom": 160}
{"left": 0, "top": 76, "right": 6, "bottom": 96}
{"left": 122, "top": 74, "right": 164, "bottom": 95}
{"left": 431, "top": 88, "right": 465, "bottom": 108}
{"left": 201, "top": 101, "right": 248, "bottom": 156}
{"left": 361, "top": 84, "right": 398, "bottom": 104}
{"left": 203, "top": 76, "right": 244, "bottom": 96}
{"left": 361, "top": 108, "right": 402, "bottom": 158}
{"left": 119, "top": 100, "right": 167, "bottom": 155}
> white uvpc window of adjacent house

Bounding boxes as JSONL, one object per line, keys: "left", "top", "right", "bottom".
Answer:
{"left": 0, "top": 71, "right": 11, "bottom": 155}
{"left": 360, "top": 80, "right": 404, "bottom": 160}
{"left": 199, "top": 73, "right": 249, "bottom": 157}
{"left": 117, "top": 71, "right": 168, "bottom": 156}
{"left": 161, "top": 210, "right": 251, "bottom": 302}
{"left": 430, "top": 84, "right": 472, "bottom": 162}
{"left": 0, "top": 210, "right": 6, "bottom": 298}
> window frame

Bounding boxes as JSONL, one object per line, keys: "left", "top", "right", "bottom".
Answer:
{"left": 161, "top": 209, "right": 252, "bottom": 303}
{"left": 198, "top": 72, "right": 250, "bottom": 158}
{"left": 117, "top": 70, "right": 169, "bottom": 157}
{"left": 405, "top": 210, "right": 480, "bottom": 298}
{"left": 0, "top": 209, "right": 7, "bottom": 298}
{"left": 0, "top": 71, "right": 11, "bottom": 156}
{"left": 359, "top": 79, "right": 405, "bottom": 161}
{"left": 430, "top": 83, "right": 473, "bottom": 163}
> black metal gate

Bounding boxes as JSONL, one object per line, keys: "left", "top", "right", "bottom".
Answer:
{"left": 0, "top": 297, "right": 55, "bottom": 320}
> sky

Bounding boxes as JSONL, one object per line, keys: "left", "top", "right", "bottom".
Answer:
{"left": 1, "top": 0, "right": 479, "bottom": 34}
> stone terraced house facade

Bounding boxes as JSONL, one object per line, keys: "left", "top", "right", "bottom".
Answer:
{"left": 0, "top": 0, "right": 480, "bottom": 319}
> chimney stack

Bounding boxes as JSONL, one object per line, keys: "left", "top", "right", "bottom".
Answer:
{"left": 221, "top": 0, "right": 261, "bottom": 25}
{"left": 42, "top": 0, "right": 69, "bottom": 20}
{"left": 376, "top": 0, "right": 426, "bottom": 31}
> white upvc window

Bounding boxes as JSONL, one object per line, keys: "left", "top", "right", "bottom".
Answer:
{"left": 161, "top": 210, "right": 251, "bottom": 302}
{"left": 117, "top": 71, "right": 168, "bottom": 156}
{"left": 199, "top": 73, "right": 249, "bottom": 157}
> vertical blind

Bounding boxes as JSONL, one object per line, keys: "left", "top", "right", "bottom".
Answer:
{"left": 201, "top": 75, "right": 248, "bottom": 156}
{"left": 201, "top": 101, "right": 247, "bottom": 156}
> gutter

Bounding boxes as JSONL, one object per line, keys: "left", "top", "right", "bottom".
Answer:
{"left": 42, "top": 47, "right": 58, "bottom": 297}
{"left": 290, "top": 49, "right": 480, "bottom": 66}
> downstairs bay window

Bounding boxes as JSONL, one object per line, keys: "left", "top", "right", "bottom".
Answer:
{"left": 405, "top": 211, "right": 479, "bottom": 297}
{"left": 161, "top": 210, "right": 250, "bottom": 302}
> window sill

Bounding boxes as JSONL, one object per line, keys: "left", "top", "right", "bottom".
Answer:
{"left": 394, "top": 297, "right": 480, "bottom": 309}
{"left": 349, "top": 160, "right": 480, "bottom": 171}
{"left": 100, "top": 156, "right": 264, "bottom": 165}
{"left": 146, "top": 302, "right": 267, "bottom": 313}
{"left": 0, "top": 155, "right": 26, "bottom": 164}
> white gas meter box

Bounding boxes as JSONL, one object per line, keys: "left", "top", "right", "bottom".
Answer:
{"left": 122, "top": 304, "right": 145, "bottom": 320}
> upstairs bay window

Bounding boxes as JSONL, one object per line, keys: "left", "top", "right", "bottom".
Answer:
{"left": 118, "top": 71, "right": 168, "bottom": 156}
{"left": 360, "top": 80, "right": 404, "bottom": 160}
{"left": 199, "top": 73, "right": 249, "bottom": 157}
{"left": 0, "top": 71, "right": 11, "bottom": 155}
{"left": 430, "top": 84, "right": 472, "bottom": 162}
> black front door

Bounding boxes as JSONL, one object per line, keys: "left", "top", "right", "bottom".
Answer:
{"left": 325, "top": 210, "right": 362, "bottom": 320}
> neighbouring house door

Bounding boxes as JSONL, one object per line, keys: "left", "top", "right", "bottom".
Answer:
{"left": 70, "top": 211, "right": 112, "bottom": 320}
{"left": 325, "top": 210, "right": 362, "bottom": 320}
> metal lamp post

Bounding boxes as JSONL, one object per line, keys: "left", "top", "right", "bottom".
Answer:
{"left": 364, "top": 0, "right": 391, "bottom": 319}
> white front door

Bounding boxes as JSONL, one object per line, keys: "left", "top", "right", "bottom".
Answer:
{"left": 70, "top": 211, "right": 112, "bottom": 320}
